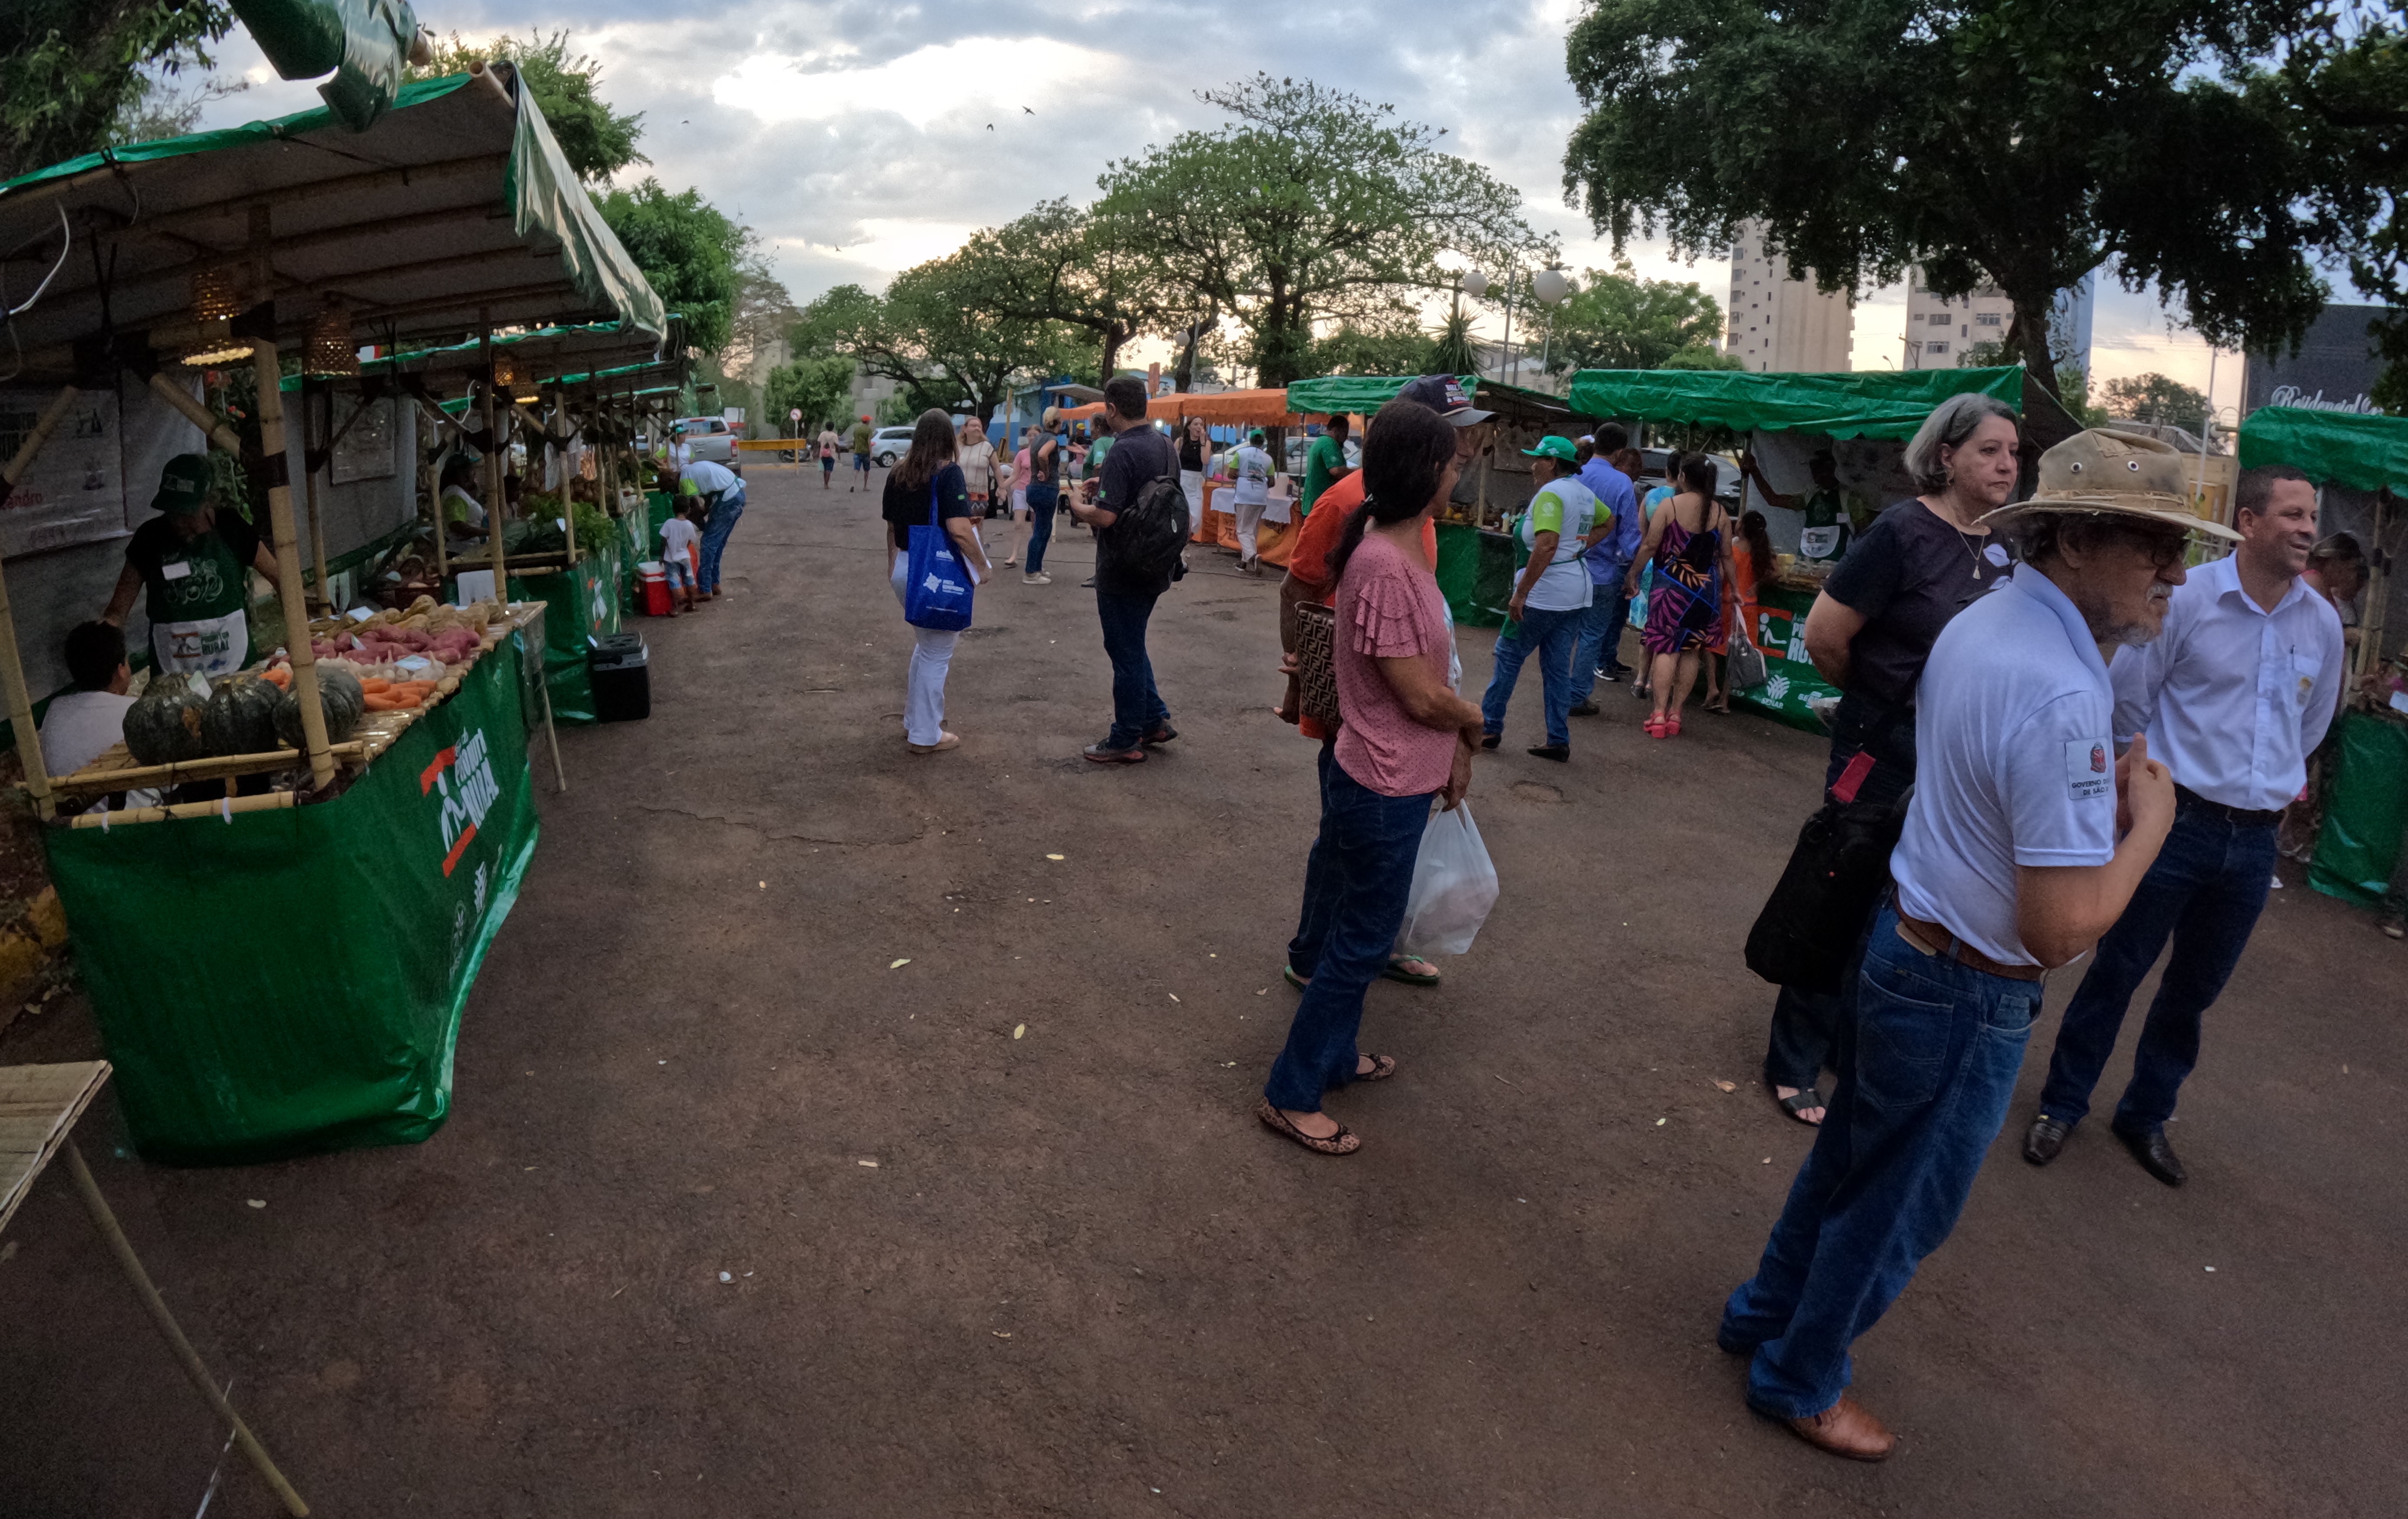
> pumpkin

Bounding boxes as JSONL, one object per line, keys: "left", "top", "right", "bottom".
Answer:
{"left": 273, "top": 665, "right": 365, "bottom": 748}
{"left": 200, "top": 672, "right": 283, "bottom": 756}
{"left": 123, "top": 672, "right": 208, "bottom": 765}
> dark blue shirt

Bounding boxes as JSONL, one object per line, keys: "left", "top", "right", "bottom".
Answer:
{"left": 1095, "top": 423, "right": 1178, "bottom": 595}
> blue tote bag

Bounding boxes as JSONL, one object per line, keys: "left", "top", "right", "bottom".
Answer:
{"left": 903, "top": 481, "right": 976, "bottom": 631}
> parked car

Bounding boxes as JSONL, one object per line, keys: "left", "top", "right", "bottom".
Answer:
{"left": 671, "top": 415, "right": 739, "bottom": 464}
{"left": 869, "top": 426, "right": 916, "bottom": 467}
{"left": 1281, "top": 435, "right": 1362, "bottom": 476}
{"left": 1635, "top": 446, "right": 1741, "bottom": 502}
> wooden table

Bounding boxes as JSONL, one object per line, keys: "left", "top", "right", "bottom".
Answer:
{"left": 1, "top": 1062, "right": 310, "bottom": 1514}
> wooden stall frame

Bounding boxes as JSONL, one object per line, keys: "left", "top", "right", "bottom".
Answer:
{"left": 0, "top": 384, "right": 81, "bottom": 821}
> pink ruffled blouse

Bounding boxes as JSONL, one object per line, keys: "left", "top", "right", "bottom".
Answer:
{"left": 1332, "top": 531, "right": 1456, "bottom": 797}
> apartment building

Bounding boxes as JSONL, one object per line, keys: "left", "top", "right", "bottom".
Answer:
{"left": 1725, "top": 223, "right": 1854, "bottom": 372}
{"left": 1903, "top": 269, "right": 2015, "bottom": 368}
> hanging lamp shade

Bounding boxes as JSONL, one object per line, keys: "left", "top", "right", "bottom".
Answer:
{"left": 1462, "top": 269, "right": 1489, "bottom": 299}
{"left": 1533, "top": 266, "right": 1572, "bottom": 305}
{"left": 182, "top": 265, "right": 253, "bottom": 365}
{"left": 305, "top": 305, "right": 359, "bottom": 376}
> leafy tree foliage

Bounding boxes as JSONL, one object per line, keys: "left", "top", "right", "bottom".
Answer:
{"left": 763, "top": 354, "right": 856, "bottom": 435}
{"left": 2101, "top": 372, "right": 2210, "bottom": 432}
{"left": 411, "top": 29, "right": 646, "bottom": 183}
{"left": 951, "top": 199, "right": 1198, "bottom": 385}
{"left": 1542, "top": 262, "right": 1724, "bottom": 373}
{"left": 1308, "top": 312, "right": 1439, "bottom": 377}
{"left": 1100, "top": 75, "right": 1543, "bottom": 387}
{"left": 1, "top": 0, "right": 233, "bottom": 179}
{"left": 794, "top": 268, "right": 1082, "bottom": 419}
{"left": 598, "top": 180, "right": 743, "bottom": 356}
{"left": 1658, "top": 344, "right": 1743, "bottom": 371}
{"left": 1431, "top": 310, "right": 1480, "bottom": 377}
{"left": 1562, "top": 0, "right": 2345, "bottom": 393}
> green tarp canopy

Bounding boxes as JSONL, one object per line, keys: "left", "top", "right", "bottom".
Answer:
{"left": 2237, "top": 407, "right": 2408, "bottom": 495}
{"left": 275, "top": 320, "right": 672, "bottom": 394}
{"left": 1566, "top": 367, "right": 2025, "bottom": 440}
{"left": 1284, "top": 375, "right": 1479, "bottom": 416}
{"left": 231, "top": 0, "right": 422, "bottom": 130}
{"left": 0, "top": 66, "right": 667, "bottom": 386}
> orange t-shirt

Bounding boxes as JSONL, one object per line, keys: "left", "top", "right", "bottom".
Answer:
{"left": 1290, "top": 472, "right": 1439, "bottom": 741}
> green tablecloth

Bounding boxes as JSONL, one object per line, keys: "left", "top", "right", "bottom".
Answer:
{"left": 1435, "top": 521, "right": 1515, "bottom": 630}
{"left": 45, "top": 634, "right": 541, "bottom": 1164}
{"left": 506, "top": 540, "right": 624, "bottom": 726}
{"left": 2310, "top": 709, "right": 2408, "bottom": 907}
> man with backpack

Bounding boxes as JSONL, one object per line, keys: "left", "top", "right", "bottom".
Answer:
{"left": 1070, "top": 374, "right": 1186, "bottom": 763}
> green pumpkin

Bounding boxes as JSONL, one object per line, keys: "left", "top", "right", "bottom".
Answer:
{"left": 123, "top": 672, "right": 209, "bottom": 765}
{"left": 273, "top": 665, "right": 365, "bottom": 748}
{"left": 200, "top": 672, "right": 283, "bottom": 757}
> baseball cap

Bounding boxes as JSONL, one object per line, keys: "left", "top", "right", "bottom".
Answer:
{"left": 1521, "top": 435, "right": 1580, "bottom": 463}
{"left": 150, "top": 453, "right": 214, "bottom": 515}
{"left": 1396, "top": 374, "right": 1492, "bottom": 425}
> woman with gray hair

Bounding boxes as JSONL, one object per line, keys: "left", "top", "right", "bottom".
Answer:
{"left": 1758, "top": 392, "right": 2022, "bottom": 1127}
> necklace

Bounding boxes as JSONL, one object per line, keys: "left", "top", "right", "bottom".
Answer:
{"left": 1929, "top": 496, "right": 1988, "bottom": 579}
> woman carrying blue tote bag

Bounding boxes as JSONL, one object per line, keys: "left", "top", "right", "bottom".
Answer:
{"left": 883, "top": 409, "right": 991, "bottom": 753}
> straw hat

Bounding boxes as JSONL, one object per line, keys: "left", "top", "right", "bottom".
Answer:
{"left": 1979, "top": 428, "right": 2239, "bottom": 541}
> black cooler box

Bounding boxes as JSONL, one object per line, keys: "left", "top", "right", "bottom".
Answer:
{"left": 587, "top": 632, "right": 651, "bottom": 722}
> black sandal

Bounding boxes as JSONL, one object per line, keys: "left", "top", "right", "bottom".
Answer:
{"left": 1257, "top": 1098, "right": 1361, "bottom": 1154}
{"left": 1764, "top": 1075, "right": 1824, "bottom": 1126}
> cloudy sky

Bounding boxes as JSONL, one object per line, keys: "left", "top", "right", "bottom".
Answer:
{"left": 192, "top": 1, "right": 2231, "bottom": 406}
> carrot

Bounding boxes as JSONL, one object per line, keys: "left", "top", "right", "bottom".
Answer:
{"left": 360, "top": 678, "right": 391, "bottom": 693}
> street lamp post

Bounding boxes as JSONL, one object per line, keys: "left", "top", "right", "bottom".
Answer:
{"left": 1533, "top": 266, "right": 1572, "bottom": 390}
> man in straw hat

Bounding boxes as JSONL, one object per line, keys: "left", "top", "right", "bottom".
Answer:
{"left": 2021, "top": 461, "right": 2343, "bottom": 1185}
{"left": 1718, "top": 429, "right": 2227, "bottom": 1461}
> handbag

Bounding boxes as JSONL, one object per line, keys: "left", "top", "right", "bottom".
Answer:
{"left": 1293, "top": 600, "right": 1341, "bottom": 729}
{"left": 1729, "top": 629, "right": 1768, "bottom": 690}
{"left": 1744, "top": 789, "right": 1910, "bottom": 994}
{"left": 902, "top": 482, "right": 975, "bottom": 631}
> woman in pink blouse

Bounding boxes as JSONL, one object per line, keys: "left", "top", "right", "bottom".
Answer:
{"left": 1258, "top": 399, "right": 1485, "bottom": 1156}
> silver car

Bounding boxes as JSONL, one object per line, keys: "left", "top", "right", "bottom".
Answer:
{"left": 869, "top": 426, "right": 916, "bottom": 467}
{"left": 671, "top": 415, "right": 739, "bottom": 464}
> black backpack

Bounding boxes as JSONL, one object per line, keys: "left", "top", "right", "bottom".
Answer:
{"left": 1102, "top": 470, "right": 1191, "bottom": 583}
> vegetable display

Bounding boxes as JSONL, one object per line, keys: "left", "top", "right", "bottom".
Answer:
{"left": 273, "top": 665, "right": 365, "bottom": 748}
{"left": 200, "top": 673, "right": 282, "bottom": 757}
{"left": 124, "top": 673, "right": 208, "bottom": 764}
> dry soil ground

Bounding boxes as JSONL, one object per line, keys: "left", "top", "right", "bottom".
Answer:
{"left": 2, "top": 463, "right": 2402, "bottom": 1517}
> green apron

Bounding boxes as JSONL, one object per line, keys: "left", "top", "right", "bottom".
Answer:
{"left": 145, "top": 527, "right": 251, "bottom": 676}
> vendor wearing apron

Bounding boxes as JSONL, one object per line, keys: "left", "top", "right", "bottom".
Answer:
{"left": 100, "top": 453, "right": 280, "bottom": 678}
{"left": 1740, "top": 447, "right": 1858, "bottom": 568}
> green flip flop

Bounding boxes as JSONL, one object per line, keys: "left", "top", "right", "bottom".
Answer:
{"left": 1383, "top": 955, "right": 1441, "bottom": 987}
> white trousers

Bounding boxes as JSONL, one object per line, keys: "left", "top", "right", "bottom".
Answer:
{"left": 1233, "top": 495, "right": 1268, "bottom": 561}
{"left": 890, "top": 556, "right": 959, "bottom": 745}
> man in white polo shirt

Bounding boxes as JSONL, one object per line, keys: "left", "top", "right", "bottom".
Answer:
{"left": 1719, "top": 429, "right": 2219, "bottom": 1461}
{"left": 2022, "top": 464, "right": 2343, "bottom": 1185}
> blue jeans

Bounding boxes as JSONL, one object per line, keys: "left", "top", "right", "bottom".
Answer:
{"left": 698, "top": 491, "right": 744, "bottom": 593}
{"left": 1479, "top": 603, "right": 1583, "bottom": 747}
{"left": 1267, "top": 746, "right": 1435, "bottom": 1112}
{"left": 1567, "top": 591, "right": 1626, "bottom": 705}
{"left": 1721, "top": 901, "right": 2040, "bottom": 1418}
{"left": 1763, "top": 694, "right": 1921, "bottom": 1091}
{"left": 2037, "top": 802, "right": 2276, "bottom": 1134}
{"left": 1025, "top": 482, "right": 1058, "bottom": 573}
{"left": 1095, "top": 587, "right": 1168, "bottom": 748}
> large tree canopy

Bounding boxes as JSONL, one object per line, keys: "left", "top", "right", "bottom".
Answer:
{"left": 1, "top": 0, "right": 233, "bottom": 180}
{"left": 795, "top": 267, "right": 1083, "bottom": 420}
{"left": 1542, "top": 262, "right": 1725, "bottom": 373}
{"left": 411, "top": 29, "right": 646, "bottom": 183}
{"left": 1100, "top": 74, "right": 1544, "bottom": 387}
{"left": 599, "top": 179, "right": 743, "bottom": 355}
{"left": 950, "top": 199, "right": 1196, "bottom": 386}
{"left": 1562, "top": 0, "right": 2342, "bottom": 393}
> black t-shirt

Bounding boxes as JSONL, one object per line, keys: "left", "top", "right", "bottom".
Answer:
{"left": 882, "top": 463, "right": 972, "bottom": 547}
{"left": 1178, "top": 437, "right": 1205, "bottom": 471}
{"left": 1028, "top": 434, "right": 1059, "bottom": 486}
{"left": 1095, "top": 424, "right": 1179, "bottom": 596}
{"left": 1821, "top": 498, "right": 2011, "bottom": 709}
{"left": 126, "top": 509, "right": 263, "bottom": 621}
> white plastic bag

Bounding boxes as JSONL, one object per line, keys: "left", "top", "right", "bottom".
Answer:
{"left": 1398, "top": 803, "right": 1499, "bottom": 957}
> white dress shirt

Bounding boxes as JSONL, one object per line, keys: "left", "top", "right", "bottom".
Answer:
{"left": 2109, "top": 553, "right": 2344, "bottom": 813}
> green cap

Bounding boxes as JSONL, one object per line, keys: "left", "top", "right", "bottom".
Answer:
{"left": 1521, "top": 435, "right": 1580, "bottom": 464}
{"left": 151, "top": 453, "right": 214, "bottom": 515}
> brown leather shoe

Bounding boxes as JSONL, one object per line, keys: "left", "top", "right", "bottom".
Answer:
{"left": 1785, "top": 1394, "right": 1897, "bottom": 1461}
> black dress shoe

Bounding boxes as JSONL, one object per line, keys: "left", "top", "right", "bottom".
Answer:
{"left": 2022, "top": 1115, "right": 2071, "bottom": 1166}
{"left": 2117, "top": 1125, "right": 2187, "bottom": 1186}
{"left": 1526, "top": 744, "right": 1570, "bottom": 762}
{"left": 1479, "top": 732, "right": 1501, "bottom": 750}
{"left": 1569, "top": 701, "right": 1600, "bottom": 716}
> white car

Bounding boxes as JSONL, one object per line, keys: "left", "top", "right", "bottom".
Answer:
{"left": 671, "top": 415, "right": 739, "bottom": 464}
{"left": 869, "top": 426, "right": 916, "bottom": 467}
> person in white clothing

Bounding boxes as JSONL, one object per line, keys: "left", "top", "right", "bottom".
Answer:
{"left": 1718, "top": 427, "right": 2208, "bottom": 1461}
{"left": 658, "top": 500, "right": 701, "bottom": 615}
{"left": 1230, "top": 429, "right": 1275, "bottom": 574}
{"left": 40, "top": 623, "right": 145, "bottom": 793}
{"left": 2022, "top": 461, "right": 2345, "bottom": 1185}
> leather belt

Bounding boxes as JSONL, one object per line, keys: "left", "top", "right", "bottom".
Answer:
{"left": 2174, "top": 784, "right": 2284, "bottom": 829}
{"left": 1893, "top": 907, "right": 2047, "bottom": 982}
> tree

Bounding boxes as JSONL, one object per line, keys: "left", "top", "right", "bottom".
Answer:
{"left": 1, "top": 1, "right": 233, "bottom": 179}
{"left": 951, "top": 199, "right": 1196, "bottom": 385}
{"left": 1100, "top": 74, "right": 1543, "bottom": 388}
{"left": 411, "top": 29, "right": 645, "bottom": 183}
{"left": 1562, "top": 1, "right": 2344, "bottom": 397}
{"left": 1308, "top": 312, "right": 1438, "bottom": 377}
{"left": 1431, "top": 310, "right": 1480, "bottom": 377}
{"left": 722, "top": 227, "right": 801, "bottom": 380}
{"left": 763, "top": 355, "right": 855, "bottom": 435}
{"left": 796, "top": 269, "right": 1082, "bottom": 419}
{"left": 1543, "top": 261, "right": 1724, "bottom": 373}
{"left": 598, "top": 180, "right": 743, "bottom": 355}
{"left": 2101, "top": 373, "right": 2209, "bottom": 432}
{"left": 1659, "top": 344, "right": 1743, "bottom": 371}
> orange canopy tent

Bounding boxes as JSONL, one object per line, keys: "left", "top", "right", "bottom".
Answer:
{"left": 1052, "top": 388, "right": 1319, "bottom": 425}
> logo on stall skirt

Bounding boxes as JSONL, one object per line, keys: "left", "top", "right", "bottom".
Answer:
{"left": 420, "top": 727, "right": 501, "bottom": 877}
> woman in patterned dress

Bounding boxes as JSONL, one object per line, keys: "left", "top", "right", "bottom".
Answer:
{"left": 1624, "top": 454, "right": 1738, "bottom": 737}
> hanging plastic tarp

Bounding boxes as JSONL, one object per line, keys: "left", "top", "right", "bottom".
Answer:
{"left": 43, "top": 642, "right": 540, "bottom": 1164}
{"left": 2309, "top": 711, "right": 2408, "bottom": 907}
{"left": 230, "top": 0, "right": 423, "bottom": 130}
{"left": 2237, "top": 407, "right": 2408, "bottom": 495}
{"left": 1284, "top": 375, "right": 1480, "bottom": 417}
{"left": 1566, "top": 368, "right": 2025, "bottom": 440}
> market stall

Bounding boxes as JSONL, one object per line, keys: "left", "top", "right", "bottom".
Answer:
{"left": 1565, "top": 367, "right": 2030, "bottom": 730}
{"left": 2238, "top": 406, "right": 2408, "bottom": 910}
{"left": 0, "top": 62, "right": 666, "bottom": 1160}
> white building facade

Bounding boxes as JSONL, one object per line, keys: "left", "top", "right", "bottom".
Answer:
{"left": 1902, "top": 270, "right": 2015, "bottom": 368}
{"left": 1725, "top": 223, "right": 1854, "bottom": 372}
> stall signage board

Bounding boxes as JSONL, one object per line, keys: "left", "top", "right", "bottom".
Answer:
{"left": 0, "top": 388, "right": 129, "bottom": 558}
{"left": 43, "top": 641, "right": 541, "bottom": 1163}
{"left": 509, "top": 538, "right": 623, "bottom": 726}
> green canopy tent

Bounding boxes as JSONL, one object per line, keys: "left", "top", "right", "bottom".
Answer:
{"left": 2238, "top": 406, "right": 2408, "bottom": 911}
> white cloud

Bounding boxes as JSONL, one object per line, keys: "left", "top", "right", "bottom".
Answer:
{"left": 714, "top": 38, "right": 1119, "bottom": 130}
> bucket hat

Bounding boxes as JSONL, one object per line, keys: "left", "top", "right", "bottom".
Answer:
{"left": 1979, "top": 429, "right": 2238, "bottom": 541}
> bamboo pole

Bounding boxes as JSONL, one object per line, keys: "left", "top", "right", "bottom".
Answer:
{"left": 55, "top": 741, "right": 367, "bottom": 797}
{"left": 429, "top": 431, "right": 449, "bottom": 586}
{"left": 252, "top": 340, "right": 337, "bottom": 793}
{"left": 144, "top": 372, "right": 246, "bottom": 455}
{"left": 0, "top": 385, "right": 76, "bottom": 822}
{"left": 481, "top": 319, "right": 508, "bottom": 603}
{"left": 68, "top": 789, "right": 298, "bottom": 828}
{"left": 554, "top": 390, "right": 576, "bottom": 563}
{"left": 60, "top": 1140, "right": 311, "bottom": 1514}
{"left": 301, "top": 379, "right": 331, "bottom": 615}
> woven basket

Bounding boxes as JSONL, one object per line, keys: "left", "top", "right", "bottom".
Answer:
{"left": 1294, "top": 600, "right": 1341, "bottom": 729}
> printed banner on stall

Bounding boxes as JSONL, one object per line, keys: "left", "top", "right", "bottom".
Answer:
{"left": 0, "top": 388, "right": 130, "bottom": 558}
{"left": 1732, "top": 582, "right": 1839, "bottom": 733}
{"left": 45, "top": 641, "right": 540, "bottom": 1164}
{"left": 509, "top": 540, "right": 622, "bottom": 725}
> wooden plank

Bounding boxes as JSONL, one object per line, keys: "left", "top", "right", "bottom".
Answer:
{"left": 0, "top": 1061, "right": 109, "bottom": 1237}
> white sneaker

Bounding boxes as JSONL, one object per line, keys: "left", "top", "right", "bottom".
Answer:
{"left": 1022, "top": 572, "right": 1051, "bottom": 585}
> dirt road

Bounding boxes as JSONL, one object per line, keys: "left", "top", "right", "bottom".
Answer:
{"left": 3, "top": 464, "right": 2399, "bottom": 1516}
